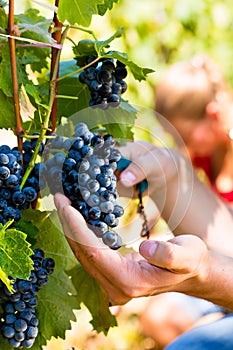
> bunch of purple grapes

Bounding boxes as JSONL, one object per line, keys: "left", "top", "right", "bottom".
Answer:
{"left": 0, "top": 248, "right": 55, "bottom": 348}
{"left": 0, "top": 137, "right": 46, "bottom": 226}
{"left": 79, "top": 57, "right": 128, "bottom": 109}
{"left": 45, "top": 123, "right": 124, "bottom": 249}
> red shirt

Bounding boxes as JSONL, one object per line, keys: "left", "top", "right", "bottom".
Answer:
{"left": 193, "top": 155, "right": 233, "bottom": 203}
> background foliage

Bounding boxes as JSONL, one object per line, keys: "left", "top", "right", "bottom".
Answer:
{"left": 16, "top": 0, "right": 233, "bottom": 107}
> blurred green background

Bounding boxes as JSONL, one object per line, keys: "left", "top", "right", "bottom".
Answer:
{"left": 16, "top": 0, "right": 233, "bottom": 109}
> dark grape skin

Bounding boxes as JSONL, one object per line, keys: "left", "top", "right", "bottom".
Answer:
{"left": 78, "top": 58, "right": 127, "bottom": 107}
{"left": 113, "top": 204, "right": 124, "bottom": 218}
{"left": 102, "top": 230, "right": 122, "bottom": 250}
{"left": 3, "top": 207, "right": 16, "bottom": 221}
{"left": 87, "top": 219, "right": 108, "bottom": 238}
{"left": 0, "top": 153, "right": 9, "bottom": 165}
{"left": 0, "top": 166, "right": 10, "bottom": 180}
{"left": 5, "top": 313, "right": 17, "bottom": 325}
{"left": 12, "top": 191, "right": 26, "bottom": 206}
{"left": 17, "top": 280, "right": 32, "bottom": 294}
{"left": 26, "top": 325, "right": 38, "bottom": 339}
{"left": 42, "top": 258, "right": 55, "bottom": 272}
{"left": 88, "top": 206, "right": 101, "bottom": 220}
{"left": 33, "top": 248, "right": 44, "bottom": 261}
{"left": 0, "top": 248, "right": 55, "bottom": 349}
{"left": 118, "top": 79, "right": 127, "bottom": 93}
{"left": 115, "top": 66, "right": 128, "bottom": 80}
{"left": 107, "top": 94, "right": 121, "bottom": 106}
{"left": 5, "top": 174, "right": 19, "bottom": 187}
{"left": 22, "top": 187, "right": 37, "bottom": 202}
{"left": 44, "top": 123, "right": 124, "bottom": 249}
{"left": 14, "top": 331, "right": 25, "bottom": 342}
{"left": 14, "top": 319, "right": 28, "bottom": 332}
{"left": 2, "top": 325, "right": 15, "bottom": 338}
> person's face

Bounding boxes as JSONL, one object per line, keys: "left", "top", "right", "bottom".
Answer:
{"left": 170, "top": 116, "right": 224, "bottom": 157}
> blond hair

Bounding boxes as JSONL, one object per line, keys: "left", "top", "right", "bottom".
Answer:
{"left": 155, "top": 54, "right": 232, "bottom": 121}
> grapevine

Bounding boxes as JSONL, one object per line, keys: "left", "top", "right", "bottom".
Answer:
{"left": 0, "top": 0, "right": 154, "bottom": 348}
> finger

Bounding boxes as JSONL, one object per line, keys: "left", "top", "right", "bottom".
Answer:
{"left": 56, "top": 202, "right": 131, "bottom": 304}
{"left": 119, "top": 149, "right": 161, "bottom": 187}
{"left": 119, "top": 141, "right": 155, "bottom": 160}
{"left": 139, "top": 235, "right": 206, "bottom": 274}
{"left": 120, "top": 146, "right": 178, "bottom": 188}
{"left": 54, "top": 192, "right": 71, "bottom": 212}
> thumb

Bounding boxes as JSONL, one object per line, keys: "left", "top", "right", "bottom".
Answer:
{"left": 119, "top": 151, "right": 157, "bottom": 187}
{"left": 139, "top": 236, "right": 204, "bottom": 274}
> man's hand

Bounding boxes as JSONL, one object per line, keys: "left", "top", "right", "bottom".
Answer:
{"left": 54, "top": 193, "right": 209, "bottom": 305}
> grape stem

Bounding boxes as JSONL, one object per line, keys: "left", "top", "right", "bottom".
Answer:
{"left": 55, "top": 56, "right": 101, "bottom": 82}
{"left": 68, "top": 25, "right": 98, "bottom": 40}
{"left": 20, "top": 25, "right": 70, "bottom": 190}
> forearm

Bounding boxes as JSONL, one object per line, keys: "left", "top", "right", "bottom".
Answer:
{"left": 119, "top": 143, "right": 233, "bottom": 255}
{"left": 180, "top": 251, "right": 233, "bottom": 310}
{"left": 151, "top": 155, "right": 233, "bottom": 256}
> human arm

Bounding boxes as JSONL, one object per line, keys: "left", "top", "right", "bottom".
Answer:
{"left": 118, "top": 141, "right": 233, "bottom": 256}
{"left": 54, "top": 193, "right": 233, "bottom": 310}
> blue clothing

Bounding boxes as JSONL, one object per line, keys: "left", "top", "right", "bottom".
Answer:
{"left": 165, "top": 313, "right": 233, "bottom": 350}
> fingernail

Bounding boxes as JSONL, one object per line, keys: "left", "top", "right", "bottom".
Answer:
{"left": 120, "top": 171, "right": 136, "bottom": 186}
{"left": 140, "top": 240, "right": 158, "bottom": 259}
{"left": 54, "top": 193, "right": 69, "bottom": 211}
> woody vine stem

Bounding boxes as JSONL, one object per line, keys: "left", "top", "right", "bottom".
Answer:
{"left": 7, "top": 0, "right": 69, "bottom": 189}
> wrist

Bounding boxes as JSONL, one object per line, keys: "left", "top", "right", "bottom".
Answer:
{"left": 179, "top": 251, "right": 233, "bottom": 310}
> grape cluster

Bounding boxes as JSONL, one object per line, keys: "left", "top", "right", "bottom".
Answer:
{"left": 0, "top": 138, "right": 46, "bottom": 226}
{"left": 79, "top": 57, "right": 128, "bottom": 108}
{"left": 45, "top": 123, "right": 124, "bottom": 249}
{"left": 0, "top": 248, "right": 55, "bottom": 349}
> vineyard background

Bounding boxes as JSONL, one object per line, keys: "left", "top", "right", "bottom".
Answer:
{"left": 2, "top": 0, "right": 233, "bottom": 349}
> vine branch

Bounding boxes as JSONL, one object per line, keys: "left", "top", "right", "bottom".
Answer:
{"left": 20, "top": 25, "right": 70, "bottom": 189}
{"left": 49, "top": 0, "right": 63, "bottom": 133}
{"left": 8, "top": 0, "right": 24, "bottom": 151}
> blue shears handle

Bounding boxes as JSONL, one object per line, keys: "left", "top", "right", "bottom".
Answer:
{"left": 117, "top": 157, "right": 148, "bottom": 194}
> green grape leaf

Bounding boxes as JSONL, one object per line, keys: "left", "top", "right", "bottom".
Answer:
{"left": 13, "top": 211, "right": 40, "bottom": 246}
{"left": 33, "top": 270, "right": 78, "bottom": 349}
{"left": 0, "top": 267, "right": 14, "bottom": 293}
{"left": 97, "top": 0, "right": 119, "bottom": 16}
{"left": 69, "top": 265, "right": 117, "bottom": 334}
{"left": 0, "top": 222, "right": 33, "bottom": 280}
{"left": 104, "top": 51, "right": 155, "bottom": 81}
{"left": 17, "top": 209, "right": 77, "bottom": 271}
{"left": 73, "top": 42, "right": 154, "bottom": 81}
{"left": 24, "top": 83, "right": 42, "bottom": 105}
{"left": 0, "top": 46, "right": 12, "bottom": 97}
{"left": 75, "top": 39, "right": 98, "bottom": 57}
{"left": 16, "top": 9, "right": 51, "bottom": 72}
{"left": 0, "top": 6, "right": 8, "bottom": 30}
{"left": 34, "top": 210, "right": 78, "bottom": 271}
{"left": 74, "top": 27, "right": 124, "bottom": 57}
{"left": 13, "top": 210, "right": 79, "bottom": 347}
{"left": 73, "top": 28, "right": 124, "bottom": 66}
{"left": 0, "top": 336, "right": 12, "bottom": 350}
{"left": 58, "top": 0, "right": 104, "bottom": 27}
{"left": 68, "top": 101, "right": 137, "bottom": 141}
{"left": 56, "top": 60, "right": 137, "bottom": 139}
{"left": 0, "top": 90, "right": 15, "bottom": 128}
{"left": 57, "top": 62, "right": 90, "bottom": 119}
